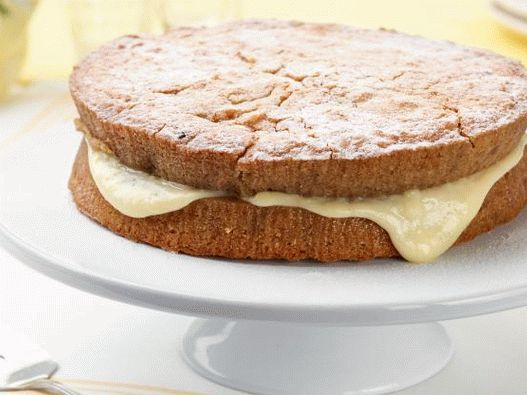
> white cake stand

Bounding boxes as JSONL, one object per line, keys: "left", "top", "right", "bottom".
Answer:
{"left": 2, "top": 121, "right": 527, "bottom": 394}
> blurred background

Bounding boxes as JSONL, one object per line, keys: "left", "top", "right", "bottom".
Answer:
{"left": 0, "top": 0, "right": 526, "bottom": 98}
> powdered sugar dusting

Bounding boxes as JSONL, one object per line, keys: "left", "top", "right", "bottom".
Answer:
{"left": 72, "top": 20, "right": 527, "bottom": 162}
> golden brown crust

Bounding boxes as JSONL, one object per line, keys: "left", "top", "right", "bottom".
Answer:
{"left": 69, "top": 141, "right": 527, "bottom": 262}
{"left": 70, "top": 19, "right": 527, "bottom": 199}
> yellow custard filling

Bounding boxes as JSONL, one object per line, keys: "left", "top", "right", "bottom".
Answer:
{"left": 87, "top": 135, "right": 527, "bottom": 263}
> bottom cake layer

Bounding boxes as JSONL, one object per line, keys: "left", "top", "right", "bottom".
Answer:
{"left": 69, "top": 141, "right": 527, "bottom": 262}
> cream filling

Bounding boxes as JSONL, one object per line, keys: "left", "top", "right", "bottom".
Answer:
{"left": 87, "top": 135, "right": 527, "bottom": 263}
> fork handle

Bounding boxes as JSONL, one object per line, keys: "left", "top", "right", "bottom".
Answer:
{"left": 17, "top": 378, "right": 82, "bottom": 395}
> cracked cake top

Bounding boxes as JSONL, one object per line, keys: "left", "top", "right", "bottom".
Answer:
{"left": 70, "top": 19, "right": 527, "bottom": 198}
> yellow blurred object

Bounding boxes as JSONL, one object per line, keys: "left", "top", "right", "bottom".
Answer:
{"left": 21, "top": 0, "right": 527, "bottom": 81}
{"left": 162, "top": 0, "right": 241, "bottom": 27}
{"left": 68, "top": 0, "right": 164, "bottom": 59}
{"left": 21, "top": 0, "right": 75, "bottom": 80}
{"left": 0, "top": 0, "right": 37, "bottom": 99}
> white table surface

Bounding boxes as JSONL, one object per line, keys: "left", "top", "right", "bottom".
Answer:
{"left": 1, "top": 82, "right": 527, "bottom": 395}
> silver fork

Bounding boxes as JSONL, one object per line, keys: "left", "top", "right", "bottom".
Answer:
{"left": 2, "top": 377, "right": 82, "bottom": 394}
{"left": 0, "top": 325, "right": 82, "bottom": 394}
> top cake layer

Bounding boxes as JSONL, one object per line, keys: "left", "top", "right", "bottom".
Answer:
{"left": 70, "top": 19, "right": 527, "bottom": 198}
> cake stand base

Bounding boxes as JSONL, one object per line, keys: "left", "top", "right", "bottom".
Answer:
{"left": 182, "top": 319, "right": 453, "bottom": 395}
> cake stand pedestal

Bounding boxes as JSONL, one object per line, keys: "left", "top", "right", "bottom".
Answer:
{"left": 2, "top": 112, "right": 527, "bottom": 394}
{"left": 182, "top": 319, "right": 452, "bottom": 394}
